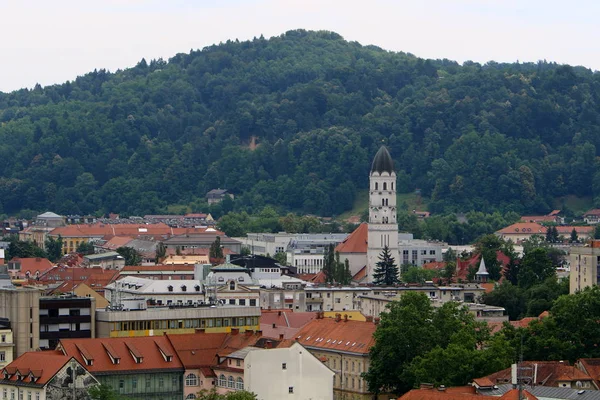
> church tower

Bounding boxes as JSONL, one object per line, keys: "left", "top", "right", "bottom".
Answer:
{"left": 367, "top": 146, "right": 400, "bottom": 283}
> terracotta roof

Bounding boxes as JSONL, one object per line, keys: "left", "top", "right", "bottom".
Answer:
{"left": 335, "top": 223, "right": 368, "bottom": 254}
{"left": 520, "top": 215, "right": 558, "bottom": 223}
{"left": 295, "top": 317, "right": 376, "bottom": 355}
{"left": 578, "top": 358, "right": 600, "bottom": 382}
{"left": 399, "top": 388, "right": 482, "bottom": 400}
{"left": 50, "top": 223, "right": 221, "bottom": 239}
{"left": 472, "top": 377, "right": 494, "bottom": 387}
{"left": 496, "top": 222, "right": 545, "bottom": 235}
{"left": 10, "top": 257, "right": 54, "bottom": 276}
{"left": 422, "top": 261, "right": 446, "bottom": 271}
{"left": 296, "top": 271, "right": 327, "bottom": 284}
{"left": 99, "top": 236, "right": 134, "bottom": 251}
{"left": 58, "top": 336, "right": 183, "bottom": 373}
{"left": 584, "top": 209, "right": 600, "bottom": 217}
{"left": 38, "top": 266, "right": 118, "bottom": 289}
{"left": 261, "top": 310, "right": 316, "bottom": 329}
{"left": 0, "top": 351, "right": 77, "bottom": 386}
{"left": 480, "top": 361, "right": 593, "bottom": 388}
{"left": 352, "top": 266, "right": 368, "bottom": 282}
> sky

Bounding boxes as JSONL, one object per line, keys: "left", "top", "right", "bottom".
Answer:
{"left": 1, "top": 0, "right": 599, "bottom": 93}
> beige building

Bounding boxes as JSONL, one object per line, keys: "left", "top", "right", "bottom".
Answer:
{"left": 0, "top": 321, "right": 14, "bottom": 369}
{"left": 570, "top": 241, "right": 600, "bottom": 294}
{"left": 0, "top": 288, "right": 41, "bottom": 357}
{"left": 295, "top": 313, "right": 390, "bottom": 400}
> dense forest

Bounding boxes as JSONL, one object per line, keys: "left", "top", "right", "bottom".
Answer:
{"left": 1, "top": 29, "right": 599, "bottom": 217}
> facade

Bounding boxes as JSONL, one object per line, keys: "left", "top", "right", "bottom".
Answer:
{"left": 0, "top": 351, "right": 97, "bottom": 400}
{"left": 398, "top": 234, "right": 445, "bottom": 266}
{"left": 118, "top": 264, "right": 196, "bottom": 280}
{"left": 6, "top": 257, "right": 54, "bottom": 280}
{"left": 0, "top": 319, "right": 13, "bottom": 369}
{"left": 95, "top": 305, "right": 261, "bottom": 338}
{"left": 39, "top": 296, "right": 96, "bottom": 350}
{"left": 570, "top": 241, "right": 600, "bottom": 294}
{"left": 497, "top": 222, "right": 593, "bottom": 244}
{"left": 164, "top": 234, "right": 242, "bottom": 253}
{"left": 286, "top": 234, "right": 349, "bottom": 274}
{"left": 235, "top": 342, "right": 334, "bottom": 400}
{"left": 0, "top": 288, "right": 41, "bottom": 357}
{"left": 294, "top": 313, "right": 388, "bottom": 400}
{"left": 367, "top": 146, "right": 400, "bottom": 283}
{"left": 105, "top": 277, "right": 206, "bottom": 307}
{"left": 237, "top": 233, "right": 297, "bottom": 256}
{"left": 584, "top": 209, "right": 600, "bottom": 225}
{"left": 335, "top": 223, "right": 369, "bottom": 277}
{"left": 207, "top": 189, "right": 234, "bottom": 205}
{"left": 58, "top": 336, "right": 184, "bottom": 400}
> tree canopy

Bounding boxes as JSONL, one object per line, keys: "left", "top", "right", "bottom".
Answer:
{"left": 1, "top": 30, "right": 600, "bottom": 217}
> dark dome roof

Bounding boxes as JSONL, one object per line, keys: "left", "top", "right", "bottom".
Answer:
{"left": 371, "top": 146, "right": 394, "bottom": 174}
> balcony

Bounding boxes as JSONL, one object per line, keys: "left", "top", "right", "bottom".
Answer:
{"left": 306, "top": 297, "right": 323, "bottom": 303}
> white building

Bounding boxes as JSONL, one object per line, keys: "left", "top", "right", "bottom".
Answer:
{"left": 238, "top": 342, "right": 334, "bottom": 400}
{"left": 398, "top": 233, "right": 445, "bottom": 266}
{"left": 104, "top": 276, "right": 205, "bottom": 307}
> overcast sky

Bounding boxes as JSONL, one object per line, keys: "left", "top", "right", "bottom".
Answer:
{"left": 1, "top": 0, "right": 598, "bottom": 93}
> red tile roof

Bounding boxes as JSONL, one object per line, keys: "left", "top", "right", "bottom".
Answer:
{"left": 480, "top": 361, "right": 592, "bottom": 388}
{"left": 335, "top": 223, "right": 368, "bottom": 254}
{"left": 10, "top": 257, "right": 54, "bottom": 276}
{"left": 578, "top": 358, "right": 600, "bottom": 384}
{"left": 99, "top": 236, "right": 134, "bottom": 251}
{"left": 499, "top": 389, "right": 538, "bottom": 400}
{"left": 120, "top": 265, "right": 195, "bottom": 272}
{"left": 496, "top": 222, "right": 546, "bottom": 235}
{"left": 1, "top": 351, "right": 77, "bottom": 386}
{"left": 584, "top": 209, "right": 600, "bottom": 217}
{"left": 50, "top": 223, "right": 222, "bottom": 239}
{"left": 260, "top": 310, "right": 316, "bottom": 329}
{"left": 352, "top": 266, "right": 368, "bottom": 283}
{"left": 520, "top": 215, "right": 558, "bottom": 223}
{"left": 295, "top": 317, "right": 376, "bottom": 355}
{"left": 58, "top": 336, "right": 183, "bottom": 373}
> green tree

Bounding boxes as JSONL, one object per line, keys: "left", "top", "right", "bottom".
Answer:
{"left": 116, "top": 247, "right": 142, "bottom": 266}
{"left": 196, "top": 388, "right": 257, "bottom": 400}
{"left": 480, "top": 281, "right": 526, "bottom": 320}
{"left": 334, "top": 254, "right": 352, "bottom": 285}
{"left": 44, "top": 235, "right": 63, "bottom": 261}
{"left": 209, "top": 236, "right": 224, "bottom": 261}
{"left": 155, "top": 241, "right": 166, "bottom": 263}
{"left": 6, "top": 236, "right": 47, "bottom": 260}
{"left": 76, "top": 241, "right": 96, "bottom": 255}
{"left": 518, "top": 248, "right": 555, "bottom": 289}
{"left": 473, "top": 234, "right": 513, "bottom": 281}
{"left": 594, "top": 225, "right": 600, "bottom": 240}
{"left": 273, "top": 251, "right": 287, "bottom": 265}
{"left": 372, "top": 245, "right": 400, "bottom": 285}
{"left": 323, "top": 243, "right": 336, "bottom": 283}
{"left": 401, "top": 266, "right": 437, "bottom": 284}
{"left": 570, "top": 228, "right": 579, "bottom": 243}
{"left": 545, "top": 226, "right": 559, "bottom": 243}
{"left": 88, "top": 384, "right": 124, "bottom": 400}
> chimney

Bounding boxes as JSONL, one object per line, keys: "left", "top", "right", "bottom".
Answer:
{"left": 278, "top": 311, "right": 282, "bottom": 316}
{"left": 344, "top": 314, "right": 348, "bottom": 322}
{"left": 438, "top": 385, "right": 446, "bottom": 391}
{"left": 265, "top": 340, "right": 273, "bottom": 349}
{"left": 195, "top": 328, "right": 206, "bottom": 334}
{"left": 231, "top": 328, "right": 239, "bottom": 336}
{"left": 272, "top": 323, "right": 276, "bottom": 329}
{"left": 373, "top": 317, "right": 380, "bottom": 325}
{"left": 335, "top": 313, "right": 341, "bottom": 322}
{"left": 279, "top": 333, "right": 284, "bottom": 340}
{"left": 365, "top": 316, "right": 373, "bottom": 323}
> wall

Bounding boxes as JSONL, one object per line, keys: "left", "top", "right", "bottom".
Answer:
{"left": 0, "top": 289, "right": 40, "bottom": 356}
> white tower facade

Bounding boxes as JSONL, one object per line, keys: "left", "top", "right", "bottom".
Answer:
{"left": 367, "top": 146, "right": 400, "bottom": 283}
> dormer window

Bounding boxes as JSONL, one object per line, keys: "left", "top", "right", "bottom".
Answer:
{"left": 229, "top": 281, "right": 235, "bottom": 291}
{"left": 194, "top": 285, "right": 201, "bottom": 292}
{"left": 181, "top": 285, "right": 187, "bottom": 292}
{"left": 237, "top": 277, "right": 244, "bottom": 282}
{"left": 167, "top": 285, "right": 173, "bottom": 292}
{"left": 218, "top": 277, "right": 224, "bottom": 282}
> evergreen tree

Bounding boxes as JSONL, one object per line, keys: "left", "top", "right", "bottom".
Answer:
{"left": 209, "top": 236, "right": 224, "bottom": 261}
{"left": 570, "top": 228, "right": 579, "bottom": 243}
{"left": 45, "top": 235, "right": 64, "bottom": 262}
{"left": 323, "top": 243, "right": 336, "bottom": 283}
{"left": 116, "top": 246, "right": 142, "bottom": 266}
{"left": 76, "top": 241, "right": 95, "bottom": 255}
{"left": 545, "top": 226, "right": 559, "bottom": 243}
{"left": 372, "top": 245, "right": 400, "bottom": 285}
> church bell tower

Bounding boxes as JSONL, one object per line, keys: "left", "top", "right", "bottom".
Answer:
{"left": 367, "top": 146, "right": 400, "bottom": 282}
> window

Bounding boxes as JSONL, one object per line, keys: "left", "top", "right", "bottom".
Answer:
{"left": 289, "top": 387, "right": 294, "bottom": 394}
{"left": 236, "top": 377, "right": 244, "bottom": 390}
{"left": 146, "top": 377, "right": 151, "bottom": 388}
{"left": 429, "top": 250, "right": 436, "bottom": 255}
{"left": 282, "top": 363, "right": 287, "bottom": 370}
{"left": 236, "top": 359, "right": 241, "bottom": 367}
{"left": 219, "top": 375, "right": 226, "bottom": 387}
{"left": 229, "top": 299, "right": 235, "bottom": 305}
{"left": 0, "top": 352, "right": 5, "bottom": 361}
{"left": 1, "top": 335, "right": 5, "bottom": 343}
{"left": 181, "top": 285, "right": 187, "bottom": 292}
{"left": 132, "top": 378, "right": 137, "bottom": 389}
{"left": 335, "top": 298, "right": 340, "bottom": 304}
{"left": 239, "top": 299, "right": 246, "bottom": 306}
{"left": 172, "top": 376, "right": 178, "bottom": 387}
{"left": 228, "top": 376, "right": 234, "bottom": 388}
{"left": 229, "top": 281, "right": 235, "bottom": 291}
{"left": 249, "top": 299, "right": 256, "bottom": 306}
{"left": 158, "top": 377, "right": 164, "bottom": 388}
{"left": 35, "top": 394, "right": 39, "bottom": 400}
{"left": 185, "top": 374, "right": 198, "bottom": 386}
{"left": 167, "top": 285, "right": 173, "bottom": 292}
{"left": 27, "top": 392, "right": 31, "bottom": 400}
{"left": 119, "top": 380, "right": 124, "bottom": 389}
{"left": 186, "top": 395, "right": 197, "bottom": 399}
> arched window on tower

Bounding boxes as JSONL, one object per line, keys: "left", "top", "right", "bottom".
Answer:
{"left": 382, "top": 199, "right": 385, "bottom": 206}
{"left": 391, "top": 182, "right": 394, "bottom": 190}
{"left": 383, "top": 182, "right": 387, "bottom": 190}
{"left": 375, "top": 182, "right": 378, "bottom": 190}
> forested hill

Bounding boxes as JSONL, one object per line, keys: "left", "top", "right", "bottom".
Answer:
{"left": 1, "top": 29, "right": 599, "bottom": 217}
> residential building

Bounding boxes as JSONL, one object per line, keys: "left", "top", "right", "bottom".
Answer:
{"left": 6, "top": 257, "right": 54, "bottom": 280}
{"left": 0, "top": 319, "right": 14, "bottom": 369}
{"left": 584, "top": 209, "right": 600, "bottom": 225}
{"left": 202, "top": 263, "right": 261, "bottom": 307}
{"left": 576, "top": 359, "right": 600, "bottom": 389}
{"left": 95, "top": 305, "right": 261, "bottom": 338}
{"left": 163, "top": 254, "right": 210, "bottom": 265}
{"left": 83, "top": 251, "right": 125, "bottom": 270}
{"left": 295, "top": 313, "right": 387, "bottom": 400}
{"left": 18, "top": 212, "right": 66, "bottom": 251}
{"left": 570, "top": 241, "right": 600, "bottom": 294}
{"left": 0, "top": 351, "right": 98, "bottom": 400}
{"left": 105, "top": 277, "right": 205, "bottom": 307}
{"left": 58, "top": 336, "right": 184, "bottom": 400}
{"left": 260, "top": 309, "right": 316, "bottom": 340}
{"left": 51, "top": 282, "right": 109, "bottom": 309}
{"left": 237, "top": 233, "right": 297, "bottom": 256}
{"left": 39, "top": 295, "right": 96, "bottom": 350}
{"left": 0, "top": 287, "right": 40, "bottom": 357}
{"left": 230, "top": 342, "right": 334, "bottom": 400}
{"left": 164, "top": 233, "right": 242, "bottom": 253}
{"left": 367, "top": 146, "right": 400, "bottom": 283}
{"left": 207, "top": 189, "right": 234, "bottom": 205}
{"left": 497, "top": 222, "right": 593, "bottom": 244}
